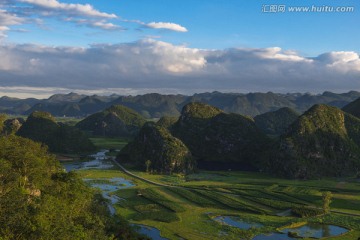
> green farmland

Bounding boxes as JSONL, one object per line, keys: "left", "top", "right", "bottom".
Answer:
{"left": 76, "top": 166, "right": 360, "bottom": 240}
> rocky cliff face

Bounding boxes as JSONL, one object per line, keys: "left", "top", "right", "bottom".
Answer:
{"left": 271, "top": 104, "right": 360, "bottom": 178}
{"left": 2, "top": 118, "right": 25, "bottom": 135}
{"left": 119, "top": 123, "right": 194, "bottom": 174}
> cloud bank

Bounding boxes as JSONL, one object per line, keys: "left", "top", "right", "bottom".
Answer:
{"left": 0, "top": 39, "right": 359, "bottom": 95}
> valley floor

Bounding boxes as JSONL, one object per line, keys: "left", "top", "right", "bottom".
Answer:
{"left": 59, "top": 137, "right": 360, "bottom": 240}
{"left": 74, "top": 159, "right": 360, "bottom": 240}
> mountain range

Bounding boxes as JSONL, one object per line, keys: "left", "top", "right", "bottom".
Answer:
{"left": 120, "top": 98, "right": 360, "bottom": 179}
{"left": 1, "top": 91, "right": 360, "bottom": 118}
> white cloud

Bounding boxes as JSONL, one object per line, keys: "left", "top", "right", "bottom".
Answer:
{"left": 0, "top": 9, "right": 24, "bottom": 38}
{"left": 88, "top": 20, "right": 120, "bottom": 30}
{"left": 145, "top": 22, "right": 188, "bottom": 32}
{"left": 315, "top": 51, "right": 360, "bottom": 72}
{"left": 1, "top": 1, "right": 189, "bottom": 33}
{"left": 0, "top": 40, "right": 359, "bottom": 94}
{"left": 0, "top": 0, "right": 120, "bottom": 31}
{"left": 19, "top": 0, "right": 117, "bottom": 18}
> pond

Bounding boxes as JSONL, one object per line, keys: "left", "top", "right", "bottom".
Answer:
{"left": 214, "top": 216, "right": 263, "bottom": 229}
{"left": 213, "top": 215, "right": 349, "bottom": 239}
{"left": 252, "top": 223, "right": 349, "bottom": 240}
{"left": 132, "top": 224, "right": 169, "bottom": 240}
{"left": 281, "top": 223, "right": 349, "bottom": 238}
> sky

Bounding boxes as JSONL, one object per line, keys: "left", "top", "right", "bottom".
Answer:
{"left": 0, "top": 0, "right": 359, "bottom": 98}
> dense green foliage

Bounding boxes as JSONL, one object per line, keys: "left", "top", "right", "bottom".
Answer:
{"left": 17, "top": 111, "right": 95, "bottom": 153}
{"left": 76, "top": 105, "right": 146, "bottom": 137}
{"left": 119, "top": 123, "right": 194, "bottom": 174}
{"left": 291, "top": 206, "right": 324, "bottom": 218}
{"left": 0, "top": 114, "right": 6, "bottom": 132}
{"left": 172, "top": 102, "right": 271, "bottom": 169}
{"left": 270, "top": 104, "right": 360, "bottom": 178}
{"left": 322, "top": 191, "right": 333, "bottom": 213}
{"left": 254, "top": 107, "right": 299, "bottom": 135}
{"left": 0, "top": 135, "right": 142, "bottom": 240}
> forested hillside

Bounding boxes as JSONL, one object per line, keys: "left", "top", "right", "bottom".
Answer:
{"left": 0, "top": 135, "right": 144, "bottom": 240}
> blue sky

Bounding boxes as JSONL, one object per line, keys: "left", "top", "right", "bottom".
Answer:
{"left": 0, "top": 0, "right": 359, "bottom": 97}
{"left": 6, "top": 0, "right": 359, "bottom": 54}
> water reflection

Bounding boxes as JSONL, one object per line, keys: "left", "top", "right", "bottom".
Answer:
{"left": 282, "top": 223, "right": 348, "bottom": 238}
{"left": 132, "top": 224, "right": 169, "bottom": 240}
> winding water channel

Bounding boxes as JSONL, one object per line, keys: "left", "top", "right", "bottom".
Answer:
{"left": 61, "top": 150, "right": 168, "bottom": 240}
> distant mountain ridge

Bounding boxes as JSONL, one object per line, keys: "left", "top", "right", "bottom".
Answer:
{"left": 1, "top": 91, "right": 360, "bottom": 118}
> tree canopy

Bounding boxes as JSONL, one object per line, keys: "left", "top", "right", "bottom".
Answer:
{"left": 0, "top": 135, "right": 145, "bottom": 240}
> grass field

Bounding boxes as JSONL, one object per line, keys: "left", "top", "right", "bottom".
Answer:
{"left": 75, "top": 165, "right": 360, "bottom": 240}
{"left": 89, "top": 137, "right": 130, "bottom": 150}
{"left": 71, "top": 136, "right": 360, "bottom": 240}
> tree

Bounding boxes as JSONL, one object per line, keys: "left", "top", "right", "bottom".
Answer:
{"left": 145, "top": 159, "right": 152, "bottom": 173}
{"left": 322, "top": 191, "right": 332, "bottom": 214}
